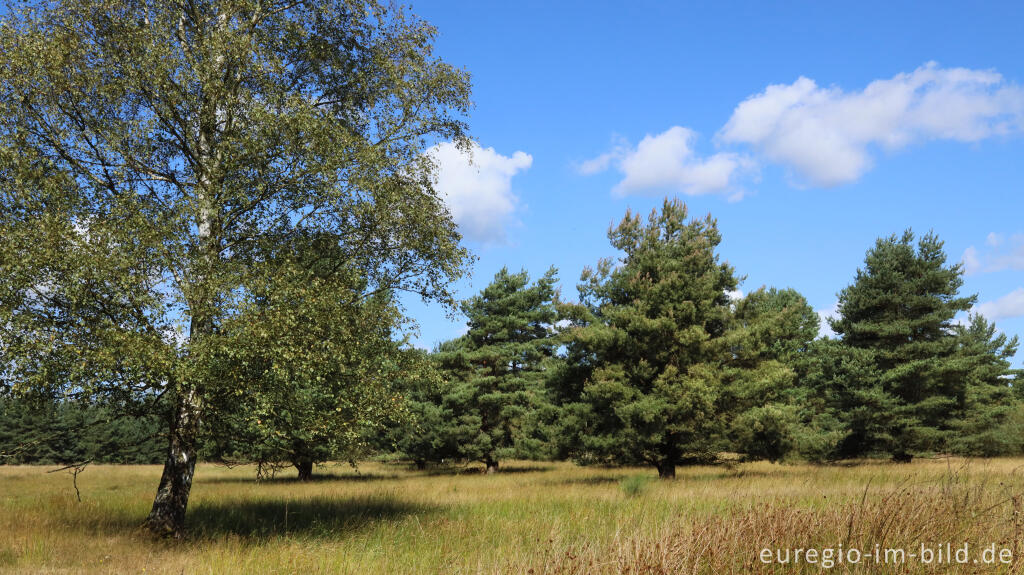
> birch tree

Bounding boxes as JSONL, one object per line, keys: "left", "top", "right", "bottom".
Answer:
{"left": 0, "top": 0, "right": 471, "bottom": 536}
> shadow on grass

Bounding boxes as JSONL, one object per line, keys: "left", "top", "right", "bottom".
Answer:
{"left": 417, "top": 464, "right": 554, "bottom": 476}
{"left": 200, "top": 471, "right": 401, "bottom": 485}
{"left": 51, "top": 494, "right": 433, "bottom": 541}
{"left": 185, "top": 495, "right": 434, "bottom": 539}
{"left": 684, "top": 469, "right": 775, "bottom": 482}
{"left": 550, "top": 475, "right": 620, "bottom": 486}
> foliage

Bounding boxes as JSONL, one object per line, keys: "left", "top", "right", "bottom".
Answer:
{"left": 830, "top": 231, "right": 980, "bottom": 460}
{"left": 794, "top": 329, "right": 898, "bottom": 461}
{"left": 0, "top": 396, "right": 164, "bottom": 465}
{"left": 199, "top": 234, "right": 418, "bottom": 480}
{"left": 373, "top": 349, "right": 469, "bottom": 470}
{"left": 559, "top": 199, "right": 739, "bottom": 478}
{"left": 203, "top": 291, "right": 416, "bottom": 480}
{"left": 728, "top": 404, "right": 799, "bottom": 463}
{"left": 722, "top": 287, "right": 819, "bottom": 462}
{"left": 431, "top": 267, "right": 561, "bottom": 472}
{"left": 793, "top": 233, "right": 1021, "bottom": 462}
{"left": 0, "top": 0, "right": 472, "bottom": 535}
{"left": 948, "top": 314, "right": 1021, "bottom": 456}
{"left": 730, "top": 287, "right": 819, "bottom": 364}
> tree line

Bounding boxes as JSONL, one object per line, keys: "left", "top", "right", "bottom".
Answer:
{"left": 379, "top": 200, "right": 1021, "bottom": 478}
{"left": 5, "top": 199, "right": 1019, "bottom": 481}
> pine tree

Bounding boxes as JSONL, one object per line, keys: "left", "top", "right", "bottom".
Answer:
{"left": 723, "top": 287, "right": 818, "bottom": 462}
{"left": 376, "top": 348, "right": 468, "bottom": 470}
{"left": 949, "top": 314, "right": 1021, "bottom": 456}
{"left": 831, "top": 230, "right": 975, "bottom": 461}
{"left": 794, "top": 339, "right": 892, "bottom": 461}
{"left": 0, "top": 395, "right": 164, "bottom": 465}
{"left": 435, "top": 267, "right": 560, "bottom": 473}
{"left": 561, "top": 199, "right": 739, "bottom": 479}
{"left": 730, "top": 287, "right": 819, "bottom": 365}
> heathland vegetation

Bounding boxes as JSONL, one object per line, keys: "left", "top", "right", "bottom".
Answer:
{"left": 0, "top": 1, "right": 1022, "bottom": 571}
{"left": 2, "top": 459, "right": 1024, "bottom": 573}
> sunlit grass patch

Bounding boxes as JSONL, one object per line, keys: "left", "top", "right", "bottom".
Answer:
{"left": 2, "top": 458, "right": 1024, "bottom": 573}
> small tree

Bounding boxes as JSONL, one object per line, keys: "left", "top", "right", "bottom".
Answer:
{"left": 203, "top": 284, "right": 409, "bottom": 481}
{"left": 435, "top": 267, "right": 560, "bottom": 473}
{"left": 562, "top": 199, "right": 739, "bottom": 479}
{"left": 384, "top": 350, "right": 474, "bottom": 470}
{"left": 949, "top": 314, "right": 1021, "bottom": 456}
{"left": 723, "top": 287, "right": 818, "bottom": 462}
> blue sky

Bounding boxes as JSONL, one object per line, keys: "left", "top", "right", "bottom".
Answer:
{"left": 403, "top": 1, "right": 1024, "bottom": 363}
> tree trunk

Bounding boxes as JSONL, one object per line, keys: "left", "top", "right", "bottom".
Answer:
{"left": 656, "top": 460, "right": 676, "bottom": 480}
{"left": 142, "top": 8, "right": 224, "bottom": 538}
{"left": 144, "top": 390, "right": 200, "bottom": 537}
{"left": 294, "top": 459, "right": 314, "bottom": 481}
{"left": 484, "top": 456, "right": 499, "bottom": 474}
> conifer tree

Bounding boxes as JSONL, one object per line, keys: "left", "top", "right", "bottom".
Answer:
{"left": 0, "top": 396, "right": 164, "bottom": 465}
{"left": 373, "top": 348, "right": 468, "bottom": 470}
{"left": 389, "top": 380, "right": 465, "bottom": 470}
{"left": 561, "top": 199, "right": 739, "bottom": 479}
{"left": 730, "top": 287, "right": 819, "bottom": 365}
{"left": 794, "top": 338, "right": 891, "bottom": 461}
{"left": 832, "top": 230, "right": 975, "bottom": 461}
{"left": 435, "top": 267, "right": 559, "bottom": 473}
{"left": 723, "top": 287, "right": 818, "bottom": 462}
{"left": 949, "top": 314, "right": 1021, "bottom": 456}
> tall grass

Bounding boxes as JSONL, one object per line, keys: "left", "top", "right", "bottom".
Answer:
{"left": 1, "top": 458, "right": 1023, "bottom": 573}
{"left": 619, "top": 474, "right": 652, "bottom": 498}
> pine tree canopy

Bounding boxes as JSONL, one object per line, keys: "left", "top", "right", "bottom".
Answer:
{"left": 833, "top": 230, "right": 978, "bottom": 460}
{"left": 433, "top": 267, "right": 560, "bottom": 472}
{"left": 563, "top": 198, "right": 739, "bottom": 479}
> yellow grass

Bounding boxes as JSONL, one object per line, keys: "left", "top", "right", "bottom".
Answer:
{"left": 2, "top": 458, "right": 1024, "bottom": 573}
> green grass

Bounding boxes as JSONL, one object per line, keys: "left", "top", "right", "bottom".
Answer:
{"left": 618, "top": 474, "right": 653, "bottom": 498}
{"left": 2, "top": 458, "right": 1024, "bottom": 573}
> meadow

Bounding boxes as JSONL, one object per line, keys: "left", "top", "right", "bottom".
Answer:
{"left": 2, "top": 458, "right": 1024, "bottom": 574}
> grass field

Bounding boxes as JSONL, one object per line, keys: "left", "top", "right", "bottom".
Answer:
{"left": 3, "top": 458, "right": 1024, "bottom": 573}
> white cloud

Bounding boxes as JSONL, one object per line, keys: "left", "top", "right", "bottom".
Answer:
{"left": 816, "top": 301, "right": 839, "bottom": 339}
{"left": 428, "top": 142, "right": 532, "bottom": 243}
{"left": 962, "top": 246, "right": 983, "bottom": 275}
{"left": 962, "top": 233, "right": 1024, "bottom": 275}
{"left": 975, "top": 288, "right": 1024, "bottom": 321}
{"left": 581, "top": 126, "right": 754, "bottom": 197}
{"left": 718, "top": 62, "right": 1024, "bottom": 187}
{"left": 579, "top": 146, "right": 621, "bottom": 175}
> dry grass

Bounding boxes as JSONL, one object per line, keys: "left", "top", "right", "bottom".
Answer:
{"left": 2, "top": 458, "right": 1024, "bottom": 573}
